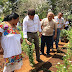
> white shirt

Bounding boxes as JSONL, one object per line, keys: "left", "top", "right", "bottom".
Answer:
{"left": 1, "top": 34, "right": 22, "bottom": 58}
{"left": 23, "top": 14, "right": 41, "bottom": 38}
{"left": 0, "top": 23, "right": 22, "bottom": 58}
{"left": 65, "top": 21, "right": 69, "bottom": 27}
{"left": 54, "top": 16, "right": 64, "bottom": 28}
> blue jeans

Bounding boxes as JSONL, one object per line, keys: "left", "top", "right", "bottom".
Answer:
{"left": 55, "top": 28, "right": 61, "bottom": 49}
{"left": 41, "top": 35, "right": 53, "bottom": 54}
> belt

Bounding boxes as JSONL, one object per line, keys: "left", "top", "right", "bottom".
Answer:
{"left": 27, "top": 32, "right": 37, "bottom": 34}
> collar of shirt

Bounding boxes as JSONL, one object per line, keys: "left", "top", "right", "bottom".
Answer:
{"left": 57, "top": 16, "right": 63, "bottom": 20}
{"left": 27, "top": 15, "right": 34, "bottom": 21}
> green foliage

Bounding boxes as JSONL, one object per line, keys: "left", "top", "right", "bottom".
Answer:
{"left": 17, "top": 26, "right": 22, "bottom": 31}
{"left": 20, "top": 31, "right": 35, "bottom": 66}
{"left": 0, "top": 0, "right": 22, "bottom": 15}
{"left": 56, "top": 28, "right": 72, "bottom": 72}
{"left": 56, "top": 53, "right": 72, "bottom": 72}
{"left": 67, "top": 29, "right": 72, "bottom": 51}
{"left": 27, "top": 43, "right": 35, "bottom": 66}
{"left": 0, "top": 17, "right": 3, "bottom": 23}
{"left": 68, "top": 14, "right": 72, "bottom": 19}
{"left": 19, "top": 31, "right": 23, "bottom": 38}
{"left": 36, "top": 3, "right": 49, "bottom": 19}
{"left": 60, "top": 29, "right": 68, "bottom": 38}
{"left": 0, "top": 0, "right": 12, "bottom": 15}
{"left": 0, "top": 0, "right": 71, "bottom": 20}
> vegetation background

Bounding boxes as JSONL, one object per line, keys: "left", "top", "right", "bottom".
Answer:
{"left": 0, "top": 0, "right": 72, "bottom": 22}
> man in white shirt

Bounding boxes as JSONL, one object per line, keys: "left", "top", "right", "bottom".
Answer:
{"left": 23, "top": 9, "right": 42, "bottom": 62}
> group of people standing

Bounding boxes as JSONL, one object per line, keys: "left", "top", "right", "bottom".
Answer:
{"left": 0, "top": 9, "right": 66, "bottom": 72}
{"left": 23, "top": 9, "right": 65, "bottom": 59}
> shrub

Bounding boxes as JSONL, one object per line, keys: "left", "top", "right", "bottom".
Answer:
{"left": 56, "top": 28, "right": 72, "bottom": 72}
{"left": 60, "top": 29, "right": 68, "bottom": 38}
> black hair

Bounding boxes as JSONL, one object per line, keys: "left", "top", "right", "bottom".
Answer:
{"left": 28, "top": 9, "right": 35, "bottom": 16}
{"left": 61, "top": 12, "right": 63, "bottom": 15}
{"left": 3, "top": 13, "right": 19, "bottom": 21}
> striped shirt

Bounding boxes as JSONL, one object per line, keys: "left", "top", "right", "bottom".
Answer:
{"left": 54, "top": 16, "right": 64, "bottom": 28}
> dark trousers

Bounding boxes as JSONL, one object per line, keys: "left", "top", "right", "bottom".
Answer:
{"left": 64, "top": 26, "right": 68, "bottom": 30}
{"left": 27, "top": 32, "right": 40, "bottom": 60}
{"left": 51, "top": 31, "right": 55, "bottom": 49}
{"left": 41, "top": 35, "right": 53, "bottom": 54}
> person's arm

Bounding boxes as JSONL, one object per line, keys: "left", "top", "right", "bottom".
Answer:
{"left": 39, "top": 19, "right": 44, "bottom": 37}
{"left": 0, "top": 32, "right": 4, "bottom": 54}
{"left": 25, "top": 38, "right": 31, "bottom": 45}
{"left": 0, "top": 24, "right": 4, "bottom": 47}
{"left": 0, "top": 27, "right": 4, "bottom": 52}
{"left": 61, "top": 18, "right": 65, "bottom": 29}
{"left": 54, "top": 22, "right": 57, "bottom": 40}
{"left": 20, "top": 38, "right": 23, "bottom": 44}
{"left": 23, "top": 18, "right": 31, "bottom": 45}
{"left": 54, "top": 29, "right": 57, "bottom": 40}
{"left": 68, "top": 21, "right": 69, "bottom": 25}
{"left": 0, "top": 32, "right": 2, "bottom": 50}
{"left": 37, "top": 16, "right": 42, "bottom": 38}
{"left": 66, "top": 21, "right": 69, "bottom": 25}
{"left": 54, "top": 17, "right": 59, "bottom": 25}
{"left": 40, "top": 19, "right": 44, "bottom": 29}
{"left": 38, "top": 17, "right": 41, "bottom": 32}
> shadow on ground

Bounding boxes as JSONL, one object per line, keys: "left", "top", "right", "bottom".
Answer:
{"left": 29, "top": 61, "right": 52, "bottom": 72}
{"left": 52, "top": 54, "right": 63, "bottom": 60}
{"left": 58, "top": 44, "right": 65, "bottom": 46}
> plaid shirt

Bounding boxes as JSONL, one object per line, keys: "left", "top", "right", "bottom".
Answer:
{"left": 54, "top": 16, "right": 64, "bottom": 28}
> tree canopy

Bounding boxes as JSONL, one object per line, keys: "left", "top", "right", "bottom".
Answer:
{"left": 0, "top": 0, "right": 72, "bottom": 21}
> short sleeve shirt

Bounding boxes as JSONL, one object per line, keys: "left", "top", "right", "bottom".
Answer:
{"left": 54, "top": 16, "right": 64, "bottom": 28}
{"left": 41, "top": 18, "right": 57, "bottom": 36}
{"left": 0, "top": 22, "right": 21, "bottom": 58}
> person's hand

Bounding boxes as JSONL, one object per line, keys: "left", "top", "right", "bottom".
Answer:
{"left": 26, "top": 40, "right": 31, "bottom": 45}
{"left": 39, "top": 32, "right": 42, "bottom": 38}
{"left": 60, "top": 27, "right": 63, "bottom": 30}
{"left": 25, "top": 38, "right": 31, "bottom": 45}
{"left": 54, "top": 35, "right": 57, "bottom": 40}
{"left": 0, "top": 45, "right": 4, "bottom": 55}
{"left": 57, "top": 22, "right": 59, "bottom": 24}
{"left": 20, "top": 38, "right": 23, "bottom": 44}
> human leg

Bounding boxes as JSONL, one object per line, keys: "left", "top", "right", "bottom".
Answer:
{"left": 46, "top": 36, "right": 53, "bottom": 55}
{"left": 55, "top": 28, "right": 61, "bottom": 49}
{"left": 41, "top": 35, "right": 45, "bottom": 54}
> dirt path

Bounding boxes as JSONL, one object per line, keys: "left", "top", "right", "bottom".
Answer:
{"left": 0, "top": 40, "right": 68, "bottom": 72}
